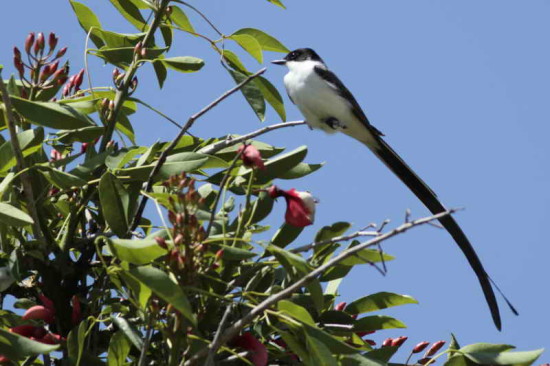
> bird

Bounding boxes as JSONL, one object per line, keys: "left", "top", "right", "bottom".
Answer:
{"left": 272, "top": 47, "right": 515, "bottom": 330}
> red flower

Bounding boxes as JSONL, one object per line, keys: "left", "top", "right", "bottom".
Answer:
{"left": 237, "top": 144, "right": 265, "bottom": 170}
{"left": 37, "top": 332, "right": 65, "bottom": 345}
{"left": 268, "top": 186, "right": 316, "bottom": 227}
{"left": 231, "top": 332, "right": 268, "bottom": 366}
{"left": 10, "top": 325, "right": 46, "bottom": 338}
{"left": 22, "top": 305, "right": 55, "bottom": 324}
{"left": 382, "top": 338, "right": 393, "bottom": 347}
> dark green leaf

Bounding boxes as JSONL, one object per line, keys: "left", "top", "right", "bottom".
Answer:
{"left": 233, "top": 28, "right": 289, "bottom": 53}
{"left": 160, "top": 56, "right": 205, "bottom": 73}
{"left": 271, "top": 223, "right": 303, "bottom": 248}
{"left": 39, "top": 167, "right": 88, "bottom": 189}
{"left": 280, "top": 162, "right": 323, "bottom": 180}
{"left": 56, "top": 126, "right": 104, "bottom": 144}
{"left": 99, "top": 172, "right": 129, "bottom": 237}
{"left": 302, "top": 323, "right": 359, "bottom": 354}
{"left": 0, "top": 128, "right": 44, "bottom": 173}
{"left": 341, "top": 354, "right": 385, "bottom": 366}
{"left": 107, "top": 331, "right": 131, "bottom": 366}
{"left": 70, "top": 1, "right": 105, "bottom": 48}
{"left": 153, "top": 60, "right": 167, "bottom": 88}
{"left": 109, "top": 0, "right": 148, "bottom": 31}
{"left": 366, "top": 346, "right": 399, "bottom": 363}
{"left": 160, "top": 24, "right": 173, "bottom": 48}
{"left": 315, "top": 222, "right": 351, "bottom": 244}
{"left": 278, "top": 299, "right": 315, "bottom": 325}
{"left": 126, "top": 265, "right": 196, "bottom": 326}
{"left": 0, "top": 202, "right": 33, "bottom": 227}
{"left": 255, "top": 76, "right": 286, "bottom": 121}
{"left": 306, "top": 332, "right": 339, "bottom": 366}
{"left": 95, "top": 47, "right": 168, "bottom": 68}
{"left": 105, "top": 238, "right": 167, "bottom": 265}
{"left": 461, "top": 345, "right": 543, "bottom": 366}
{"left": 345, "top": 292, "right": 418, "bottom": 315}
{"left": 228, "top": 69, "right": 265, "bottom": 121}
{"left": 112, "top": 316, "right": 143, "bottom": 349}
{"left": 352, "top": 315, "right": 406, "bottom": 332}
{"left": 216, "top": 245, "right": 256, "bottom": 261}
{"left": 93, "top": 29, "right": 145, "bottom": 48}
{"left": 0, "top": 327, "right": 59, "bottom": 360}
{"left": 11, "top": 97, "right": 95, "bottom": 129}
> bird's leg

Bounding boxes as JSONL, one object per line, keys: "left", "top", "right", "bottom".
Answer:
{"left": 324, "top": 117, "right": 347, "bottom": 130}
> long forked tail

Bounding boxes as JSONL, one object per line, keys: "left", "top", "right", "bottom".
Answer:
{"left": 365, "top": 136, "right": 502, "bottom": 330}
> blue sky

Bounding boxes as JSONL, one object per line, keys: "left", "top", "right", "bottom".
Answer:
{"left": 2, "top": 0, "right": 549, "bottom": 360}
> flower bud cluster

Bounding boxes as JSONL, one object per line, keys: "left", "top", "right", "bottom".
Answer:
{"left": 112, "top": 68, "right": 138, "bottom": 95}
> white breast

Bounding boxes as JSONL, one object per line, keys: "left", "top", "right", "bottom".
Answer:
{"left": 283, "top": 61, "right": 355, "bottom": 134}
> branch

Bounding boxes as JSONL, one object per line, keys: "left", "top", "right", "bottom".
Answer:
{"left": 0, "top": 77, "right": 45, "bottom": 244}
{"left": 98, "top": 0, "right": 171, "bottom": 153}
{"left": 198, "top": 120, "right": 306, "bottom": 155}
{"left": 128, "top": 68, "right": 267, "bottom": 233}
{"left": 290, "top": 229, "right": 380, "bottom": 254}
{"left": 183, "top": 210, "right": 455, "bottom": 365}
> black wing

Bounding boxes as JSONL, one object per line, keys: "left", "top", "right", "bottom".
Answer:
{"left": 314, "top": 65, "right": 384, "bottom": 136}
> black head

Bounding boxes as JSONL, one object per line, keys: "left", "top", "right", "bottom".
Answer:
{"left": 272, "top": 48, "right": 324, "bottom": 65}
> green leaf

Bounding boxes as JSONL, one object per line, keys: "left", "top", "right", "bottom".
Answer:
{"left": 116, "top": 157, "right": 209, "bottom": 182}
{"left": 341, "top": 354, "right": 385, "bottom": 366}
{"left": 315, "top": 222, "right": 351, "bottom": 246}
{"left": 221, "top": 50, "right": 248, "bottom": 73}
{"left": 0, "top": 327, "right": 59, "bottom": 360}
{"left": 39, "top": 167, "right": 88, "bottom": 189}
{"left": 93, "top": 29, "right": 145, "bottom": 48}
{"left": 271, "top": 223, "right": 303, "bottom": 248}
{"left": 255, "top": 76, "right": 286, "bottom": 121}
{"left": 67, "top": 320, "right": 89, "bottom": 365}
{"left": 278, "top": 300, "right": 315, "bottom": 325}
{"left": 302, "top": 323, "right": 359, "bottom": 354}
{"left": 267, "top": 0, "right": 287, "bottom": 9}
{"left": 306, "top": 332, "right": 339, "bottom": 366}
{"left": 462, "top": 347, "right": 544, "bottom": 366}
{"left": 0, "top": 128, "right": 44, "bottom": 174}
{"left": 215, "top": 245, "right": 256, "bottom": 261}
{"left": 231, "top": 34, "right": 263, "bottom": 63}
{"left": 99, "top": 172, "right": 129, "bottom": 237}
{"left": 241, "top": 145, "right": 308, "bottom": 184}
{"left": 352, "top": 315, "right": 406, "bottom": 332}
{"left": 106, "top": 147, "right": 148, "bottom": 170}
{"left": 248, "top": 191, "right": 273, "bottom": 224}
{"left": 105, "top": 238, "right": 167, "bottom": 265}
{"left": 233, "top": 28, "right": 289, "bottom": 53}
{"left": 280, "top": 162, "right": 323, "bottom": 180}
{"left": 11, "top": 97, "right": 95, "bottom": 129}
{"left": 126, "top": 265, "right": 196, "bottom": 326}
{"left": 70, "top": 1, "right": 105, "bottom": 48}
{"left": 111, "top": 316, "right": 143, "bottom": 349}
{"left": 153, "top": 60, "right": 168, "bottom": 88}
{"left": 160, "top": 24, "right": 173, "bottom": 48}
{"left": 107, "top": 331, "right": 131, "bottom": 366}
{"left": 229, "top": 69, "right": 265, "bottom": 121}
{"left": 109, "top": 0, "right": 148, "bottom": 31}
{"left": 94, "top": 47, "right": 168, "bottom": 68}
{"left": 169, "top": 6, "right": 195, "bottom": 32}
{"left": 160, "top": 56, "right": 205, "bottom": 73}
{"left": 56, "top": 126, "right": 104, "bottom": 144}
{"left": 345, "top": 292, "right": 418, "bottom": 315}
{"left": 0, "top": 202, "right": 34, "bottom": 227}
{"left": 366, "top": 346, "right": 399, "bottom": 363}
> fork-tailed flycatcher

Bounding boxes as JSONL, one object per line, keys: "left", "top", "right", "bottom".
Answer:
{"left": 272, "top": 48, "right": 513, "bottom": 330}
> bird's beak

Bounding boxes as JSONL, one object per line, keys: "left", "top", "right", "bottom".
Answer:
{"left": 271, "top": 59, "right": 286, "bottom": 65}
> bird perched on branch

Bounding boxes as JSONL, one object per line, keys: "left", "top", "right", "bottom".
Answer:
{"left": 272, "top": 47, "right": 516, "bottom": 330}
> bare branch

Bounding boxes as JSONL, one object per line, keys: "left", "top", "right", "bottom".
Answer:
{"left": 183, "top": 210, "right": 455, "bottom": 365}
{"left": 203, "top": 304, "right": 234, "bottom": 366}
{"left": 198, "top": 120, "right": 307, "bottom": 155}
{"left": 129, "top": 68, "right": 267, "bottom": 233}
{"left": 0, "top": 77, "right": 46, "bottom": 244}
{"left": 291, "top": 229, "right": 379, "bottom": 254}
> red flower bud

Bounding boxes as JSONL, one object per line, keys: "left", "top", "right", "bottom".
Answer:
{"left": 140, "top": 47, "right": 147, "bottom": 58}
{"left": 365, "top": 339, "right": 376, "bottom": 346}
{"left": 10, "top": 325, "right": 41, "bottom": 338}
{"left": 55, "top": 47, "right": 67, "bottom": 59}
{"left": 25, "top": 33, "right": 35, "bottom": 54}
{"left": 237, "top": 144, "right": 265, "bottom": 170}
{"left": 80, "top": 142, "right": 89, "bottom": 153}
{"left": 13, "top": 57, "right": 24, "bottom": 76}
{"left": 425, "top": 341, "right": 446, "bottom": 357}
{"left": 49, "top": 60, "right": 59, "bottom": 74}
{"left": 391, "top": 336, "right": 408, "bottom": 347}
{"left": 155, "top": 236, "right": 168, "bottom": 249}
{"left": 334, "top": 302, "right": 346, "bottom": 312}
{"left": 34, "top": 32, "right": 45, "bottom": 54}
{"left": 38, "top": 293, "right": 55, "bottom": 312}
{"left": 269, "top": 186, "right": 316, "bottom": 227}
{"left": 215, "top": 249, "right": 224, "bottom": 260}
{"left": 38, "top": 333, "right": 65, "bottom": 344}
{"left": 50, "top": 149, "right": 62, "bottom": 161}
{"left": 13, "top": 47, "right": 21, "bottom": 60}
{"left": 230, "top": 332, "right": 268, "bottom": 366}
{"left": 71, "top": 295, "right": 81, "bottom": 325}
{"left": 418, "top": 358, "right": 432, "bottom": 365}
{"left": 23, "top": 305, "right": 55, "bottom": 324}
{"left": 174, "top": 233, "right": 184, "bottom": 245}
{"left": 382, "top": 338, "right": 393, "bottom": 347}
{"left": 74, "top": 69, "right": 85, "bottom": 88}
{"left": 413, "top": 341, "right": 430, "bottom": 354}
{"left": 48, "top": 32, "right": 58, "bottom": 50}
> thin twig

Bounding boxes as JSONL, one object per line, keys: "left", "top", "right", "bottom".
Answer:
{"left": 198, "top": 120, "right": 306, "bottom": 155}
{"left": 203, "top": 304, "right": 234, "bottom": 366}
{"left": 173, "top": 0, "right": 224, "bottom": 36}
{"left": 183, "top": 210, "right": 455, "bottom": 365}
{"left": 0, "top": 76, "right": 46, "bottom": 244}
{"left": 205, "top": 151, "right": 243, "bottom": 237}
{"left": 128, "top": 68, "right": 266, "bottom": 234}
{"left": 290, "top": 230, "right": 380, "bottom": 254}
{"left": 138, "top": 307, "right": 155, "bottom": 366}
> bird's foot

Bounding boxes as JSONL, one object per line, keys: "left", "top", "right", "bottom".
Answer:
{"left": 324, "top": 117, "right": 347, "bottom": 130}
